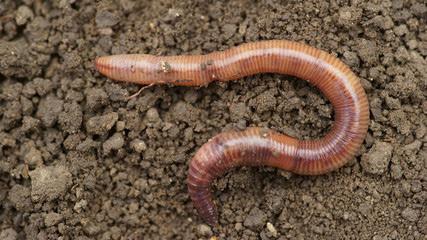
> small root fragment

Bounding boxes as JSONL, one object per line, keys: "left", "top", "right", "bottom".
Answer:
{"left": 127, "top": 83, "right": 155, "bottom": 100}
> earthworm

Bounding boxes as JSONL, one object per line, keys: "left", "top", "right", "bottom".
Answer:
{"left": 95, "top": 40, "right": 370, "bottom": 226}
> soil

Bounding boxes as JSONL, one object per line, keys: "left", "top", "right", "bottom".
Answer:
{"left": 0, "top": 0, "right": 426, "bottom": 239}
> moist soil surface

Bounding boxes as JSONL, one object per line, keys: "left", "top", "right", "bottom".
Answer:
{"left": 0, "top": 1, "right": 426, "bottom": 239}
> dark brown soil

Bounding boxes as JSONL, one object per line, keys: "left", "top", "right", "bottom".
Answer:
{"left": 1, "top": 0, "right": 426, "bottom": 239}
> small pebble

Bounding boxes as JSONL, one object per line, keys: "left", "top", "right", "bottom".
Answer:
{"left": 197, "top": 224, "right": 213, "bottom": 237}
{"left": 266, "top": 222, "right": 278, "bottom": 237}
{"left": 343, "top": 212, "right": 350, "bottom": 220}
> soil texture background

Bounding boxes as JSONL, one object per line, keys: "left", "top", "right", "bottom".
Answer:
{"left": 0, "top": 0, "right": 426, "bottom": 239}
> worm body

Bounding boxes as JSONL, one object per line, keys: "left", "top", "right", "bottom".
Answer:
{"left": 95, "top": 40, "right": 369, "bottom": 226}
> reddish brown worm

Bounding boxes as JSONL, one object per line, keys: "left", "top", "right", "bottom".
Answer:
{"left": 95, "top": 40, "right": 369, "bottom": 226}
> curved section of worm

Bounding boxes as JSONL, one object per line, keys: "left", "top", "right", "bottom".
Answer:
{"left": 95, "top": 40, "right": 370, "bottom": 226}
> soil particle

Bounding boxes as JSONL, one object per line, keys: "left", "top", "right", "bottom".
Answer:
{"left": 44, "top": 212, "right": 63, "bottom": 227}
{"left": 85, "top": 88, "right": 109, "bottom": 110}
{"left": 130, "top": 139, "right": 147, "bottom": 153}
{"left": 145, "top": 107, "right": 161, "bottom": 123}
{"left": 343, "top": 51, "right": 360, "bottom": 68}
{"left": 418, "top": 41, "right": 427, "bottom": 56}
{"left": 266, "top": 222, "right": 278, "bottom": 237}
{"left": 2, "top": 100, "right": 22, "bottom": 129}
{"left": 221, "top": 23, "right": 238, "bottom": 40}
{"left": 85, "top": 112, "right": 118, "bottom": 135}
{"left": 243, "top": 207, "right": 267, "bottom": 230}
{"left": 0, "top": 39, "right": 46, "bottom": 78}
{"left": 103, "top": 132, "right": 124, "bottom": 154}
{"left": 96, "top": 9, "right": 120, "bottom": 28}
{"left": 36, "top": 96, "right": 64, "bottom": 128}
{"left": 337, "top": 6, "right": 362, "bottom": 27}
{"left": 7, "top": 185, "right": 32, "bottom": 211}
{"left": 197, "top": 224, "right": 213, "bottom": 237}
{"left": 249, "top": 89, "right": 277, "bottom": 113}
{"left": 229, "top": 102, "right": 248, "bottom": 122}
{"left": 356, "top": 39, "right": 379, "bottom": 65}
{"left": 386, "top": 74, "right": 420, "bottom": 100}
{"left": 370, "top": 15, "right": 394, "bottom": 30}
{"left": 401, "top": 207, "right": 419, "bottom": 222}
{"left": 0, "top": 228, "right": 18, "bottom": 240}
{"left": 0, "top": 82, "right": 23, "bottom": 101}
{"left": 32, "top": 78, "right": 54, "bottom": 97}
{"left": 361, "top": 141, "right": 393, "bottom": 175}
{"left": 389, "top": 109, "right": 411, "bottom": 135}
{"left": 74, "top": 199, "right": 88, "bottom": 213}
{"left": 166, "top": 101, "right": 200, "bottom": 124}
{"left": 20, "top": 116, "right": 41, "bottom": 134}
{"left": 15, "top": 5, "right": 33, "bottom": 26}
{"left": 29, "top": 165, "right": 72, "bottom": 202}
{"left": 58, "top": 102, "right": 83, "bottom": 134}
{"left": 20, "top": 96, "right": 34, "bottom": 116}
{"left": 164, "top": 8, "right": 184, "bottom": 23}
{"left": 22, "top": 146, "right": 43, "bottom": 167}
{"left": 419, "top": 215, "right": 427, "bottom": 235}
{"left": 3, "top": 21, "right": 17, "bottom": 40}
{"left": 24, "top": 16, "right": 50, "bottom": 43}
{"left": 104, "top": 84, "right": 128, "bottom": 102}
{"left": 411, "top": 2, "right": 427, "bottom": 17}
{"left": 81, "top": 218, "right": 101, "bottom": 236}
{"left": 393, "top": 24, "right": 409, "bottom": 36}
{"left": 63, "top": 52, "right": 83, "bottom": 71}
{"left": 394, "top": 46, "right": 411, "bottom": 63}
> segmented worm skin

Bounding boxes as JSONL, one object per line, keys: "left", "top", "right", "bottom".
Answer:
{"left": 95, "top": 40, "right": 369, "bottom": 226}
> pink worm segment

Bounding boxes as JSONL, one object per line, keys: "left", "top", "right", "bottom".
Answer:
{"left": 95, "top": 40, "right": 369, "bottom": 226}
